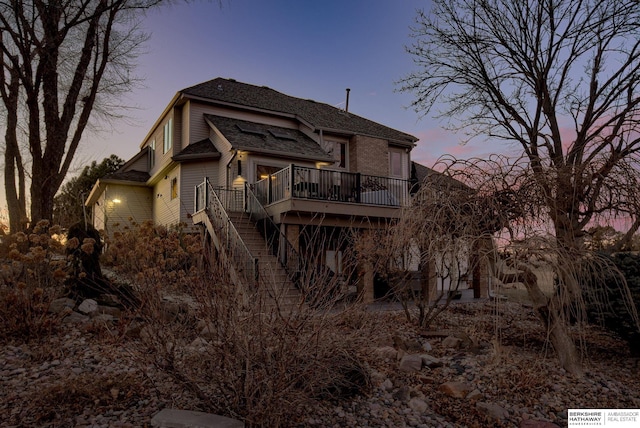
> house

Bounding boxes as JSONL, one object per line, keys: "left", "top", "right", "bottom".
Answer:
{"left": 86, "top": 77, "right": 489, "bottom": 303}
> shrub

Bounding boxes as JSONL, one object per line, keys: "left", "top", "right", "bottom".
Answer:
{"left": 0, "top": 220, "right": 68, "bottom": 341}
{"left": 582, "top": 252, "right": 640, "bottom": 355}
{"left": 101, "top": 220, "right": 202, "bottom": 291}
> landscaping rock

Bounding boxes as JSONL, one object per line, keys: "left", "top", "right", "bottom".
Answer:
{"left": 393, "top": 385, "right": 411, "bottom": 402}
{"left": 77, "top": 298, "right": 98, "bottom": 315}
{"left": 441, "top": 336, "right": 462, "bottom": 349}
{"left": 374, "top": 346, "right": 398, "bottom": 360}
{"left": 92, "top": 305, "right": 122, "bottom": 318}
{"left": 380, "top": 378, "right": 394, "bottom": 392}
{"left": 48, "top": 297, "right": 75, "bottom": 314}
{"left": 420, "top": 354, "right": 443, "bottom": 369}
{"left": 62, "top": 311, "right": 90, "bottom": 324}
{"left": 150, "top": 408, "right": 244, "bottom": 428}
{"left": 476, "top": 401, "right": 509, "bottom": 420}
{"left": 438, "top": 381, "right": 473, "bottom": 398}
{"left": 399, "top": 354, "right": 422, "bottom": 372}
{"left": 408, "top": 397, "right": 429, "bottom": 414}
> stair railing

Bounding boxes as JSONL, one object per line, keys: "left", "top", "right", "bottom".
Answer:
{"left": 201, "top": 179, "right": 258, "bottom": 285}
{"left": 245, "top": 183, "right": 340, "bottom": 306}
{"left": 245, "top": 183, "right": 302, "bottom": 284}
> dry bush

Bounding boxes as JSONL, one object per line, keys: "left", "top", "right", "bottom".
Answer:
{"left": 8, "top": 372, "right": 149, "bottom": 426}
{"left": 101, "top": 220, "right": 203, "bottom": 291}
{"left": 133, "top": 255, "right": 375, "bottom": 427}
{"left": 0, "top": 220, "right": 68, "bottom": 342}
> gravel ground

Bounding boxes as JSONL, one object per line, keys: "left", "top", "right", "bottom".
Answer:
{"left": 1, "top": 299, "right": 638, "bottom": 427}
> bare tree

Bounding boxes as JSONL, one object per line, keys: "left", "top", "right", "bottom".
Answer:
{"left": 400, "top": 0, "right": 640, "bottom": 375}
{"left": 0, "top": 0, "right": 163, "bottom": 232}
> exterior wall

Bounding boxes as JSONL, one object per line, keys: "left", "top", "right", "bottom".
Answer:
{"left": 153, "top": 165, "right": 181, "bottom": 227}
{"left": 126, "top": 154, "right": 148, "bottom": 172}
{"left": 144, "top": 117, "right": 170, "bottom": 178}
{"left": 349, "top": 135, "right": 390, "bottom": 176}
{"left": 93, "top": 191, "right": 107, "bottom": 231}
{"left": 209, "top": 128, "right": 234, "bottom": 188}
{"left": 99, "top": 184, "right": 152, "bottom": 231}
{"left": 172, "top": 105, "right": 182, "bottom": 157}
{"left": 181, "top": 100, "right": 191, "bottom": 151}
{"left": 180, "top": 161, "right": 218, "bottom": 220}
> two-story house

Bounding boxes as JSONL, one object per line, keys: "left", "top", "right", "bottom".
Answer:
{"left": 86, "top": 77, "right": 487, "bottom": 303}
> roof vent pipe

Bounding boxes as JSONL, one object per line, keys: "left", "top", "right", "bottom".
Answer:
{"left": 345, "top": 88, "right": 351, "bottom": 113}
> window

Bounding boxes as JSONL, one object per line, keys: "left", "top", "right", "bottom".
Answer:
{"left": 324, "top": 140, "right": 347, "bottom": 169}
{"left": 256, "top": 164, "right": 283, "bottom": 180}
{"left": 170, "top": 177, "right": 178, "bottom": 200}
{"left": 389, "top": 148, "right": 403, "bottom": 177}
{"left": 163, "top": 118, "right": 173, "bottom": 154}
{"left": 148, "top": 139, "right": 156, "bottom": 169}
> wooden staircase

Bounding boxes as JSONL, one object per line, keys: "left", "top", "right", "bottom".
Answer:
{"left": 223, "top": 212, "right": 303, "bottom": 310}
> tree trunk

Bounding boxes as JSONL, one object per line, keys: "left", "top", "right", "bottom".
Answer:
{"left": 2, "top": 72, "right": 27, "bottom": 233}
{"left": 519, "top": 266, "right": 583, "bottom": 377}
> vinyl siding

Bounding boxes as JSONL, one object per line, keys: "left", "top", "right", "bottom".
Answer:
{"left": 127, "top": 154, "right": 148, "bottom": 172}
{"left": 102, "top": 184, "right": 152, "bottom": 231}
{"left": 180, "top": 161, "right": 218, "bottom": 221}
{"left": 93, "top": 192, "right": 106, "bottom": 231}
{"left": 153, "top": 165, "right": 181, "bottom": 227}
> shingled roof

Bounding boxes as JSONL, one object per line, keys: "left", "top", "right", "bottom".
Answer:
{"left": 173, "top": 138, "right": 221, "bottom": 162}
{"left": 102, "top": 170, "right": 150, "bottom": 183}
{"left": 204, "top": 114, "right": 334, "bottom": 162}
{"left": 181, "top": 78, "right": 417, "bottom": 146}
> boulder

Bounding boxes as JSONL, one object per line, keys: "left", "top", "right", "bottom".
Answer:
{"left": 399, "top": 354, "right": 423, "bottom": 372}
{"left": 78, "top": 299, "right": 98, "bottom": 315}
{"left": 150, "top": 408, "right": 244, "bottom": 428}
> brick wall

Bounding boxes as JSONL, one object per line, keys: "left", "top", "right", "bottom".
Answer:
{"left": 349, "top": 135, "right": 389, "bottom": 176}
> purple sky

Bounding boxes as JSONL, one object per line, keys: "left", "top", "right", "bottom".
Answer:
{"left": 78, "top": 0, "right": 502, "bottom": 169}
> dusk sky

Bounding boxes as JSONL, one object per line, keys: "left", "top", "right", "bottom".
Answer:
{"left": 77, "top": 0, "right": 508, "bottom": 171}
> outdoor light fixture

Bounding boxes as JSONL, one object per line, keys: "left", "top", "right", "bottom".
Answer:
{"left": 112, "top": 198, "right": 121, "bottom": 203}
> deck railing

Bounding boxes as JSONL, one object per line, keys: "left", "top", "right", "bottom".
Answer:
{"left": 254, "top": 164, "right": 411, "bottom": 207}
{"left": 195, "top": 179, "right": 258, "bottom": 284}
{"left": 246, "top": 183, "right": 301, "bottom": 281}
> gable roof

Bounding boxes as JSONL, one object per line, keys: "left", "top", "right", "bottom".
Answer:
{"left": 204, "top": 114, "right": 334, "bottom": 162}
{"left": 181, "top": 78, "right": 417, "bottom": 146}
{"left": 412, "top": 162, "right": 469, "bottom": 191}
{"left": 173, "top": 138, "right": 221, "bottom": 162}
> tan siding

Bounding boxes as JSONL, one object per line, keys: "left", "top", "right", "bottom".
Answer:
{"left": 103, "top": 184, "right": 152, "bottom": 231}
{"left": 180, "top": 161, "right": 218, "bottom": 221}
{"left": 153, "top": 165, "right": 181, "bottom": 226}
{"left": 181, "top": 101, "right": 190, "bottom": 151}
{"left": 172, "top": 106, "right": 182, "bottom": 157}
{"left": 93, "top": 192, "right": 106, "bottom": 231}
{"left": 142, "top": 123, "right": 165, "bottom": 177}
{"left": 127, "top": 155, "right": 147, "bottom": 172}
{"left": 188, "top": 102, "right": 216, "bottom": 144}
